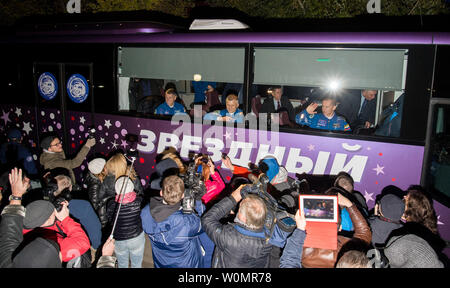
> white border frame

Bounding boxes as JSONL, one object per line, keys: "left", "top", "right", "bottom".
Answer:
{"left": 299, "top": 195, "right": 338, "bottom": 223}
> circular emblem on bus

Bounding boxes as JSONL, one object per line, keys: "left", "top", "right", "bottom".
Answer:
{"left": 67, "top": 74, "right": 89, "bottom": 103}
{"left": 38, "top": 72, "right": 58, "bottom": 100}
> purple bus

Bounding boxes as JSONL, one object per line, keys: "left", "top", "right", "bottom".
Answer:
{"left": 1, "top": 16, "right": 449, "bottom": 257}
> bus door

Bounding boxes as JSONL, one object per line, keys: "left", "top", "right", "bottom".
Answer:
{"left": 34, "top": 62, "right": 94, "bottom": 157}
{"left": 422, "top": 98, "right": 450, "bottom": 207}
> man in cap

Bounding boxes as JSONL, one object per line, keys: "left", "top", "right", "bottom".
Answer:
{"left": 22, "top": 190, "right": 90, "bottom": 263}
{"left": 0, "top": 128, "right": 38, "bottom": 177}
{"left": 0, "top": 168, "right": 62, "bottom": 268}
{"left": 39, "top": 134, "right": 95, "bottom": 184}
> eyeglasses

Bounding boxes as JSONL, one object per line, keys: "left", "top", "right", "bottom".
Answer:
{"left": 51, "top": 141, "right": 63, "bottom": 147}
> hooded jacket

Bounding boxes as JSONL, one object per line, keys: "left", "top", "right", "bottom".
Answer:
{"left": 140, "top": 197, "right": 206, "bottom": 268}
{"left": 39, "top": 145, "right": 90, "bottom": 184}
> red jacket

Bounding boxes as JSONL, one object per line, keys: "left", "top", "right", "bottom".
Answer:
{"left": 201, "top": 171, "right": 225, "bottom": 204}
{"left": 23, "top": 217, "right": 90, "bottom": 262}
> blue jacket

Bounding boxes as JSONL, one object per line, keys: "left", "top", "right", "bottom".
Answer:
{"left": 192, "top": 81, "right": 216, "bottom": 103}
{"left": 69, "top": 199, "right": 102, "bottom": 249}
{"left": 141, "top": 197, "right": 206, "bottom": 268}
{"left": 203, "top": 108, "right": 244, "bottom": 123}
{"left": 295, "top": 110, "right": 351, "bottom": 132}
{"left": 154, "top": 102, "right": 186, "bottom": 116}
{"left": 279, "top": 228, "right": 306, "bottom": 268}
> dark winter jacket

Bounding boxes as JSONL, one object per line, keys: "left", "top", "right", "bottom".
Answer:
{"left": 101, "top": 174, "right": 144, "bottom": 228}
{"left": 0, "top": 205, "right": 27, "bottom": 268}
{"left": 201, "top": 196, "right": 274, "bottom": 268}
{"left": 107, "top": 194, "right": 143, "bottom": 241}
{"left": 84, "top": 171, "right": 108, "bottom": 227}
{"left": 141, "top": 197, "right": 206, "bottom": 268}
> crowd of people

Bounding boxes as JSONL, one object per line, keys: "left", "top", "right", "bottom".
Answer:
{"left": 0, "top": 126, "right": 448, "bottom": 269}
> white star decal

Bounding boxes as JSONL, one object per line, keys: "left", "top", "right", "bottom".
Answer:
{"left": 307, "top": 144, "right": 315, "bottom": 151}
{"left": 373, "top": 164, "right": 385, "bottom": 175}
{"left": 79, "top": 116, "right": 86, "bottom": 124}
{"left": 111, "top": 140, "right": 118, "bottom": 150}
{"left": 99, "top": 137, "right": 105, "bottom": 144}
{"left": 22, "top": 122, "right": 32, "bottom": 135}
{"left": 224, "top": 131, "right": 231, "bottom": 139}
{"left": 15, "top": 107, "right": 22, "bottom": 117}
{"left": 104, "top": 120, "right": 112, "bottom": 129}
{"left": 363, "top": 190, "right": 374, "bottom": 203}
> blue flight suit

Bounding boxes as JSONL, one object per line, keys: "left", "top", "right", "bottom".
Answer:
{"left": 203, "top": 108, "right": 244, "bottom": 123}
{"left": 154, "top": 102, "right": 186, "bottom": 116}
{"left": 295, "top": 110, "right": 351, "bottom": 132}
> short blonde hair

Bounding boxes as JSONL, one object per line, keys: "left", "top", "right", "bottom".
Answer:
{"left": 238, "top": 195, "right": 267, "bottom": 230}
{"left": 336, "top": 250, "right": 371, "bottom": 268}
{"left": 162, "top": 175, "right": 185, "bottom": 205}
{"left": 226, "top": 94, "right": 239, "bottom": 103}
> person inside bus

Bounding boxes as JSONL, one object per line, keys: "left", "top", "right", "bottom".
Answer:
{"left": 336, "top": 89, "right": 377, "bottom": 131}
{"left": 259, "top": 86, "right": 296, "bottom": 121}
{"left": 154, "top": 88, "right": 187, "bottom": 116}
{"left": 192, "top": 81, "right": 216, "bottom": 104}
{"left": 203, "top": 94, "right": 244, "bottom": 123}
{"left": 295, "top": 96, "right": 351, "bottom": 132}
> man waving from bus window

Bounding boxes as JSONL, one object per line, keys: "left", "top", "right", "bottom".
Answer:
{"left": 295, "top": 97, "right": 351, "bottom": 132}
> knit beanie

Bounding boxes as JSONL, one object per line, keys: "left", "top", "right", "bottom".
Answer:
{"left": 150, "top": 158, "right": 179, "bottom": 190}
{"left": 88, "top": 158, "right": 106, "bottom": 175}
{"left": 23, "top": 200, "right": 55, "bottom": 229}
{"left": 380, "top": 194, "right": 405, "bottom": 221}
{"left": 7, "top": 128, "right": 22, "bottom": 140}
{"left": 259, "top": 157, "right": 280, "bottom": 182}
{"left": 40, "top": 136, "right": 58, "bottom": 150}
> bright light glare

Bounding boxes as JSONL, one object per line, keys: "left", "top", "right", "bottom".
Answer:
{"left": 193, "top": 74, "right": 202, "bottom": 81}
{"left": 327, "top": 80, "right": 340, "bottom": 92}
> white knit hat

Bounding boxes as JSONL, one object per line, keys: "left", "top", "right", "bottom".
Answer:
{"left": 88, "top": 158, "right": 106, "bottom": 175}
{"left": 115, "top": 176, "right": 134, "bottom": 195}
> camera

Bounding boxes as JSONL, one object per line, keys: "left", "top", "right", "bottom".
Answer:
{"left": 181, "top": 161, "right": 207, "bottom": 214}
{"left": 240, "top": 173, "right": 296, "bottom": 234}
{"left": 124, "top": 133, "right": 139, "bottom": 160}
{"left": 278, "top": 178, "right": 310, "bottom": 214}
{"left": 42, "top": 181, "right": 72, "bottom": 212}
{"left": 87, "top": 127, "right": 96, "bottom": 139}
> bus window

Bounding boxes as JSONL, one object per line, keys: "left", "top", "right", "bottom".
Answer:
{"left": 251, "top": 47, "right": 408, "bottom": 136}
{"left": 117, "top": 46, "right": 246, "bottom": 119}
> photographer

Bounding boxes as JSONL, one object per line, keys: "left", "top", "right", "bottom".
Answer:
{"left": 44, "top": 171, "right": 102, "bottom": 264}
{"left": 201, "top": 185, "right": 276, "bottom": 268}
{"left": 301, "top": 187, "right": 372, "bottom": 268}
{"left": 141, "top": 175, "right": 208, "bottom": 268}
{"left": 39, "top": 134, "right": 96, "bottom": 184}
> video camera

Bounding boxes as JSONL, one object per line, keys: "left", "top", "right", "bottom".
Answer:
{"left": 240, "top": 173, "right": 296, "bottom": 234}
{"left": 181, "top": 157, "right": 207, "bottom": 214}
